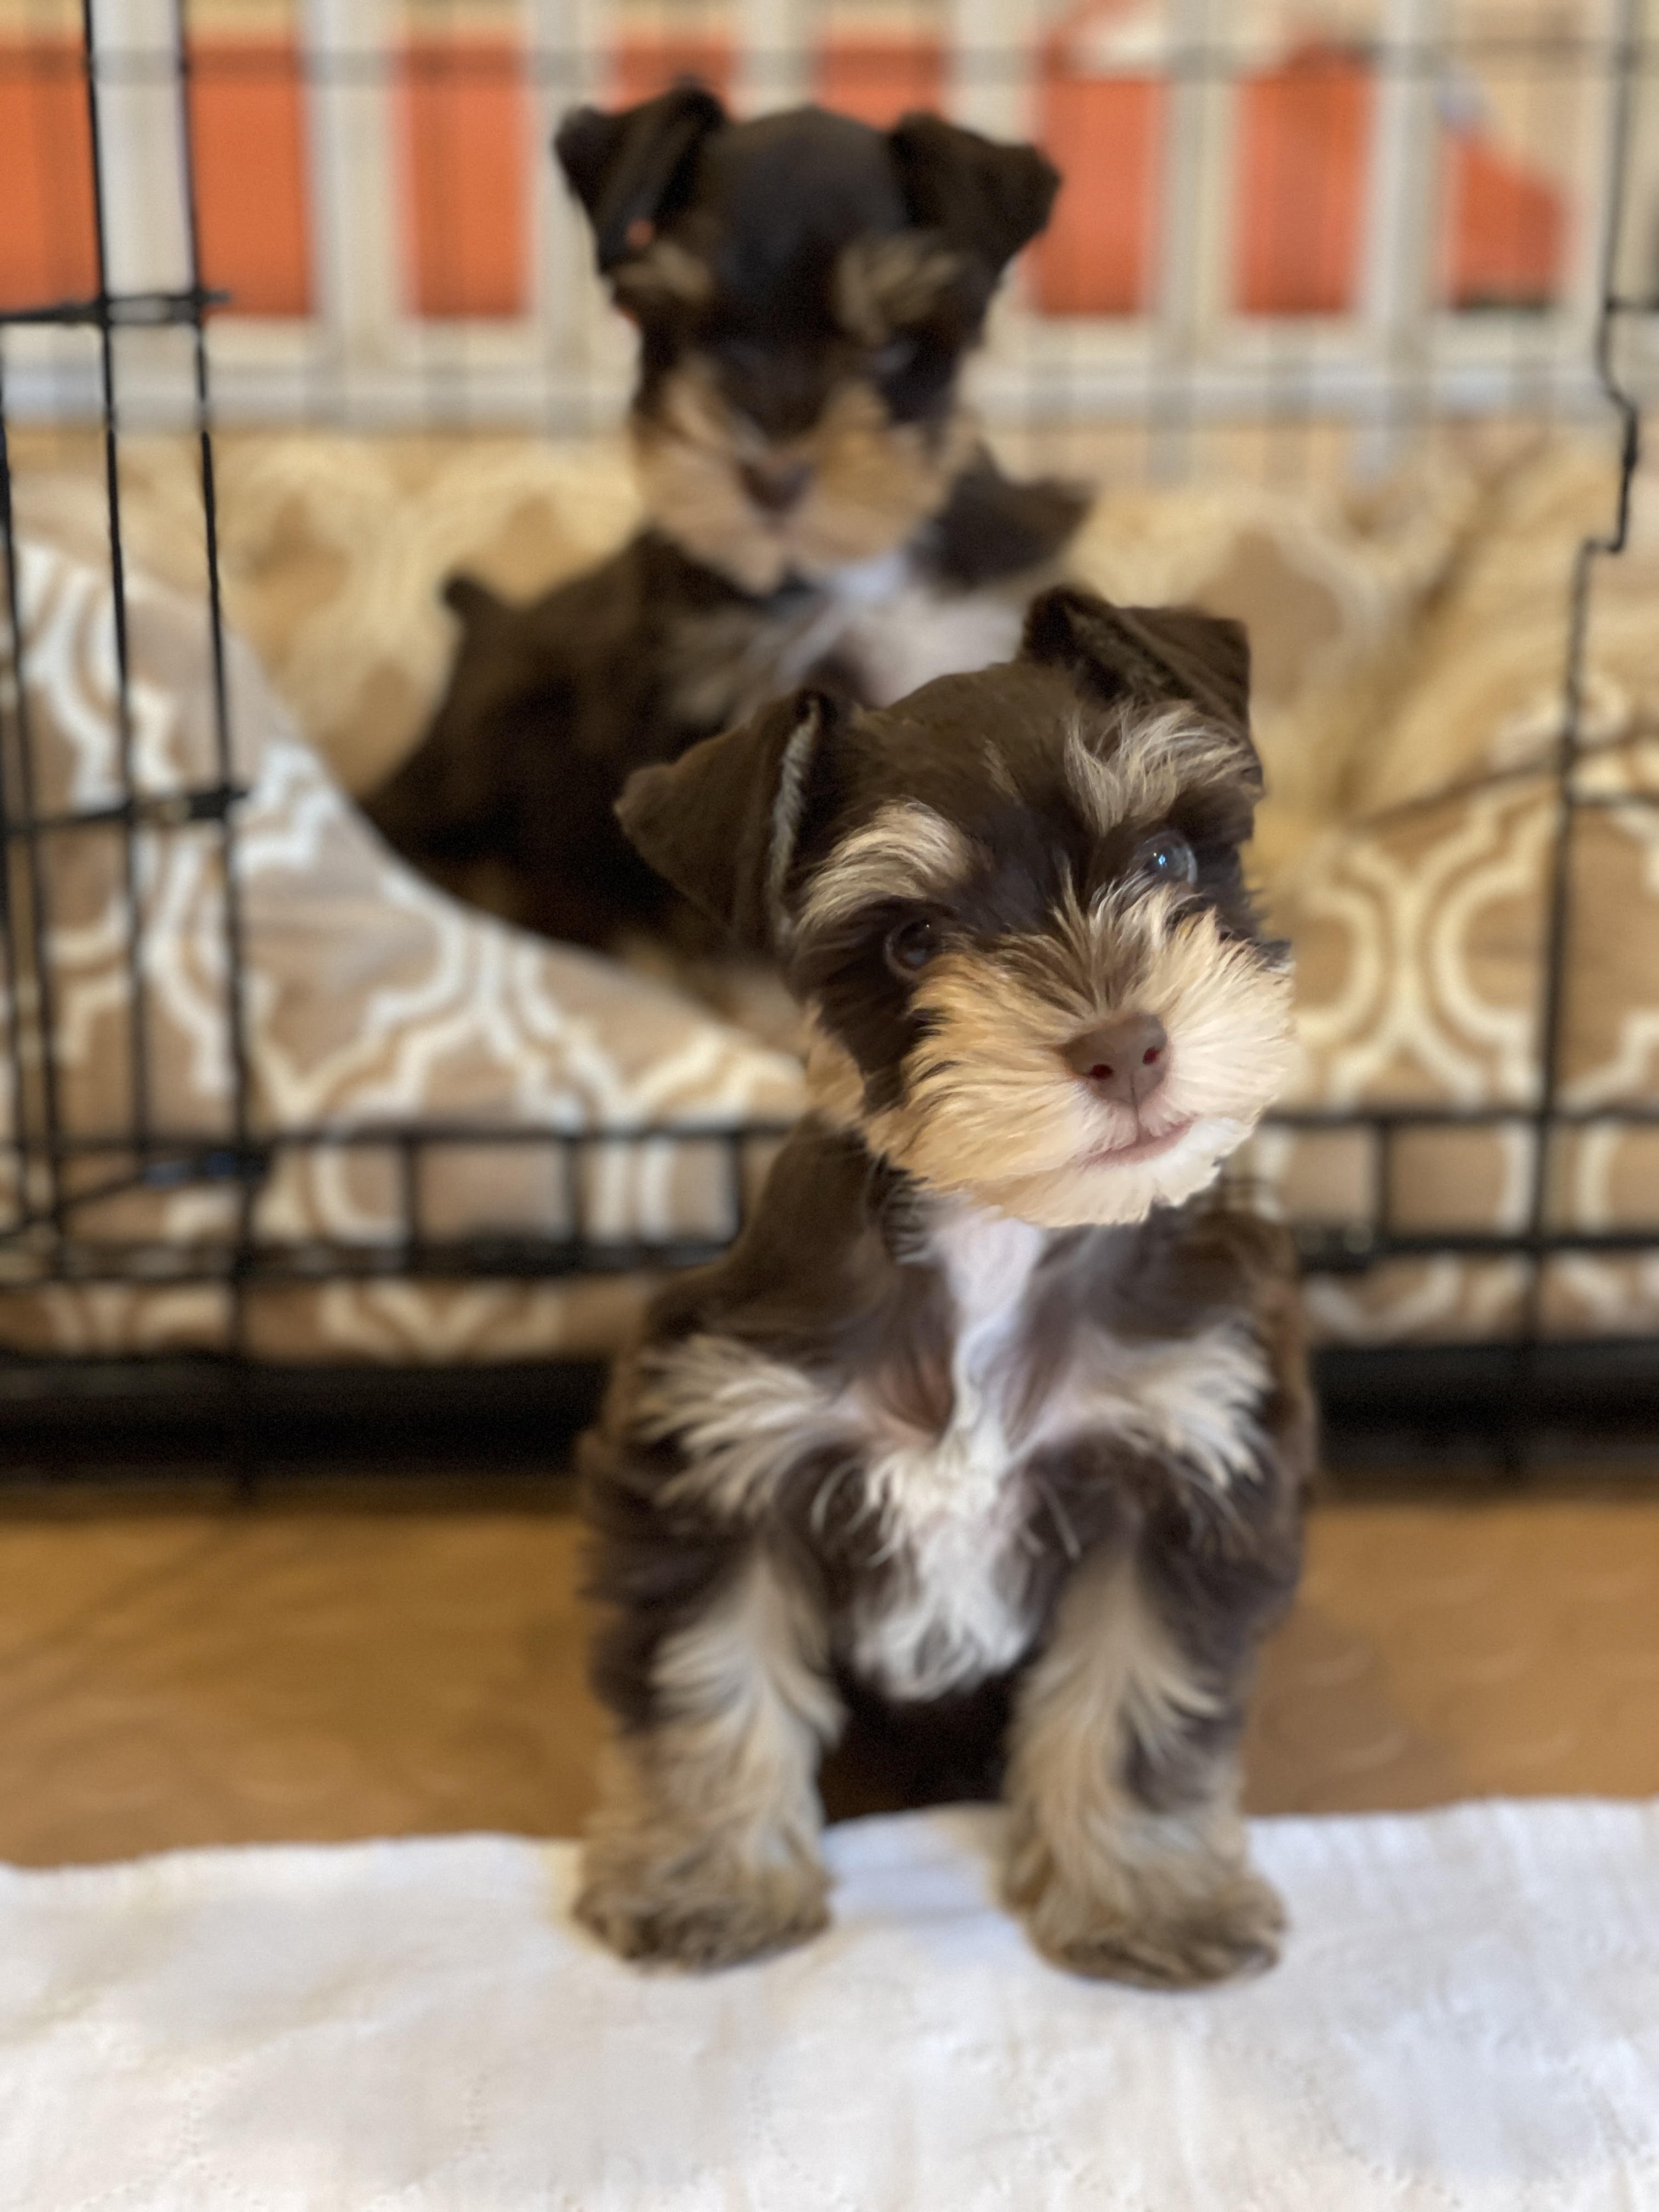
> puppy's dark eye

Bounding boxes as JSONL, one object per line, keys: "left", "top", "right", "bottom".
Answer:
{"left": 872, "top": 335, "right": 918, "bottom": 380}
{"left": 885, "top": 917, "right": 938, "bottom": 978}
{"left": 1135, "top": 830, "right": 1198, "bottom": 889}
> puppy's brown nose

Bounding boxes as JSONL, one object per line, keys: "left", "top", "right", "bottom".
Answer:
{"left": 1062, "top": 1013, "right": 1169, "bottom": 1106}
{"left": 740, "top": 457, "right": 811, "bottom": 515}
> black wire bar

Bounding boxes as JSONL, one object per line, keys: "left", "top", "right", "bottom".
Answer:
{"left": 0, "top": 288, "right": 226, "bottom": 330}
{"left": 168, "top": 0, "right": 257, "bottom": 1388}
{"left": 0, "top": 1106, "right": 1648, "bottom": 1284}
{"left": 0, "top": 355, "right": 68, "bottom": 1237}
{"left": 1518, "top": 0, "right": 1646, "bottom": 1358}
{"left": 78, "top": 0, "right": 153, "bottom": 1170}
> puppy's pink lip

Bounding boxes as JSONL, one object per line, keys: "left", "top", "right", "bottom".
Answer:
{"left": 1081, "top": 1119, "right": 1194, "bottom": 1168}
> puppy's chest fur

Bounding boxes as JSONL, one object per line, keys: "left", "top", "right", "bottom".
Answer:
{"left": 642, "top": 1205, "right": 1271, "bottom": 1706}
{"left": 666, "top": 550, "right": 1027, "bottom": 732}
{"left": 835, "top": 1209, "right": 1046, "bottom": 1704}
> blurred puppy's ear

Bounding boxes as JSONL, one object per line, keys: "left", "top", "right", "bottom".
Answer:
{"left": 616, "top": 691, "right": 843, "bottom": 950}
{"left": 441, "top": 573, "right": 508, "bottom": 629}
{"left": 888, "top": 113, "right": 1060, "bottom": 276}
{"left": 555, "top": 86, "right": 726, "bottom": 273}
{"left": 1022, "top": 586, "right": 1252, "bottom": 735}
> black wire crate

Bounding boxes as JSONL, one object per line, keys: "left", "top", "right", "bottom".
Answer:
{"left": 1, "top": 2, "right": 1658, "bottom": 1479}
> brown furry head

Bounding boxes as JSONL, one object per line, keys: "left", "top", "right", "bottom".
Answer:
{"left": 618, "top": 587, "right": 1294, "bottom": 1228}
{"left": 556, "top": 94, "right": 1058, "bottom": 595}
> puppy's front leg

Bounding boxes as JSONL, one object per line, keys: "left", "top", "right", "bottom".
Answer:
{"left": 577, "top": 1546, "right": 842, "bottom": 1970}
{"left": 1004, "top": 1536, "right": 1285, "bottom": 1988}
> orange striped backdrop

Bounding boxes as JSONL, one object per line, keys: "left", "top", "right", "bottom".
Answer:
{"left": 0, "top": 13, "right": 1566, "bottom": 323}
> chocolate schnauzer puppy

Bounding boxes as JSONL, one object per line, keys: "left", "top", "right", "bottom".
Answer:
{"left": 367, "top": 88, "right": 1087, "bottom": 950}
{"left": 577, "top": 586, "right": 1313, "bottom": 1984}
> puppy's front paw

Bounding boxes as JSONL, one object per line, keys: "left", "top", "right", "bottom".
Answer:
{"left": 575, "top": 1842, "right": 830, "bottom": 1970}
{"left": 1009, "top": 1834, "right": 1284, "bottom": 1989}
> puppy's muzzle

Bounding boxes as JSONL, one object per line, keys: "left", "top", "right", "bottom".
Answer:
{"left": 739, "top": 456, "right": 812, "bottom": 516}
{"left": 1061, "top": 1013, "right": 1169, "bottom": 1110}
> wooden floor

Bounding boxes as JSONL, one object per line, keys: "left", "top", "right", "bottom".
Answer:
{"left": 1, "top": 1490, "right": 1657, "bottom": 1866}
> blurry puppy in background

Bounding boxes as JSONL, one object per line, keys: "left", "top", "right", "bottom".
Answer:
{"left": 367, "top": 88, "right": 1088, "bottom": 952}
{"left": 577, "top": 585, "right": 1313, "bottom": 1985}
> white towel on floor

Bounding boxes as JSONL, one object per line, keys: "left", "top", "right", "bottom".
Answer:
{"left": 3, "top": 1802, "right": 1657, "bottom": 2211}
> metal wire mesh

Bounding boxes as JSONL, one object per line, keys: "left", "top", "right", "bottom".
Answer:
{"left": 0, "top": 0, "right": 1655, "bottom": 1468}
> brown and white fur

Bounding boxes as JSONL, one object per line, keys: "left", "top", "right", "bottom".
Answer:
{"left": 366, "top": 92, "right": 1088, "bottom": 953}
{"left": 578, "top": 586, "right": 1313, "bottom": 1984}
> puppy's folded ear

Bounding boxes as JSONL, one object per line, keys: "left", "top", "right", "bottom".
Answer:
{"left": 889, "top": 113, "right": 1060, "bottom": 275}
{"left": 1022, "top": 585, "right": 1252, "bottom": 735}
{"left": 555, "top": 86, "right": 725, "bottom": 273}
{"left": 616, "top": 690, "right": 841, "bottom": 950}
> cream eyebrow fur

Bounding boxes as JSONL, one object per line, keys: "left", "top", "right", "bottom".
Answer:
{"left": 798, "top": 802, "right": 979, "bottom": 930}
{"left": 1064, "top": 707, "right": 1243, "bottom": 833}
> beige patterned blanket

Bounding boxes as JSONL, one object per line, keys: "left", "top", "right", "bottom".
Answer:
{"left": 0, "top": 534, "right": 800, "bottom": 1361}
{"left": 5, "top": 429, "right": 1655, "bottom": 1353}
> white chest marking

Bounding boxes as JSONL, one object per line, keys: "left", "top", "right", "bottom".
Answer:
{"left": 637, "top": 1215, "right": 1271, "bottom": 1707}
{"left": 851, "top": 1208, "right": 1048, "bottom": 1702}
{"left": 764, "top": 552, "right": 1025, "bottom": 715}
{"left": 833, "top": 559, "right": 1025, "bottom": 709}
{"left": 668, "top": 550, "right": 1027, "bottom": 732}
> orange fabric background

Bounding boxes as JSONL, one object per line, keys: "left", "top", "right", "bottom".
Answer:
{"left": 188, "top": 37, "right": 313, "bottom": 316}
{"left": 0, "top": 30, "right": 1566, "bottom": 325}
{"left": 1033, "top": 68, "right": 1163, "bottom": 315}
{"left": 396, "top": 34, "right": 528, "bottom": 319}
{"left": 1234, "top": 48, "right": 1372, "bottom": 316}
{"left": 815, "top": 37, "right": 945, "bottom": 128}
{"left": 0, "top": 39, "right": 98, "bottom": 309}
